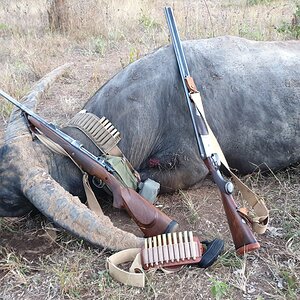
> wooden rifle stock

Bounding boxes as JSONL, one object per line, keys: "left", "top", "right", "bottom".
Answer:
{"left": 204, "top": 158, "right": 259, "bottom": 254}
{"left": 26, "top": 116, "right": 178, "bottom": 237}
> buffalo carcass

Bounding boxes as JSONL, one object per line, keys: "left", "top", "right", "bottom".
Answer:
{"left": 0, "top": 36, "right": 299, "bottom": 250}
{"left": 83, "top": 36, "right": 300, "bottom": 193}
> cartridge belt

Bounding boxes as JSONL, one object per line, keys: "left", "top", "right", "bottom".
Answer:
{"left": 142, "top": 231, "right": 203, "bottom": 270}
{"left": 106, "top": 231, "right": 204, "bottom": 288}
{"left": 66, "top": 111, "right": 121, "bottom": 155}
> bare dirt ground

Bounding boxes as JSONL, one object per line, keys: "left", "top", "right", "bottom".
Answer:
{"left": 0, "top": 1, "right": 299, "bottom": 299}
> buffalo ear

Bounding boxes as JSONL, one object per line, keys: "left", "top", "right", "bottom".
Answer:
{"left": 22, "top": 167, "right": 144, "bottom": 250}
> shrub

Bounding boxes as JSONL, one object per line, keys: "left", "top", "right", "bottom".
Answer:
{"left": 277, "top": 4, "right": 300, "bottom": 39}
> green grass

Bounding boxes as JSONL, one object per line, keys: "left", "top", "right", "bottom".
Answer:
{"left": 210, "top": 278, "right": 230, "bottom": 299}
{"left": 247, "top": 0, "right": 276, "bottom": 5}
{"left": 277, "top": 4, "right": 300, "bottom": 39}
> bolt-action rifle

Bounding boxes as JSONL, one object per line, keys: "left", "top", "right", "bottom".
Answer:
{"left": 164, "top": 7, "right": 260, "bottom": 254}
{"left": 0, "top": 89, "right": 178, "bottom": 237}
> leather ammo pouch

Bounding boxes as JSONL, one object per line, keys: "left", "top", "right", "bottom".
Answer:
{"left": 106, "top": 231, "right": 203, "bottom": 288}
{"left": 142, "top": 231, "right": 203, "bottom": 269}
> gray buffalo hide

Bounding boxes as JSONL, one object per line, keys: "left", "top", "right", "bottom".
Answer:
{"left": 83, "top": 36, "right": 300, "bottom": 192}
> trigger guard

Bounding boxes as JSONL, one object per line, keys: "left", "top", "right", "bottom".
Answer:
{"left": 92, "top": 176, "right": 105, "bottom": 188}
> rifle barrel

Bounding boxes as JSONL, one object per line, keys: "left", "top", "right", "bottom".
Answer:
{"left": 164, "top": 7, "right": 207, "bottom": 159}
{"left": 164, "top": 7, "right": 190, "bottom": 78}
{"left": 0, "top": 89, "right": 113, "bottom": 172}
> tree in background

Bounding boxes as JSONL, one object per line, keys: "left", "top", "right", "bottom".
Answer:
{"left": 48, "top": 0, "right": 69, "bottom": 33}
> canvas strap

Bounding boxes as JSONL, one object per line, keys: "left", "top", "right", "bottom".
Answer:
{"left": 34, "top": 132, "right": 104, "bottom": 216}
{"left": 32, "top": 131, "right": 147, "bottom": 287}
{"left": 190, "top": 92, "right": 269, "bottom": 234}
{"left": 106, "top": 248, "right": 145, "bottom": 287}
{"left": 106, "top": 248, "right": 183, "bottom": 288}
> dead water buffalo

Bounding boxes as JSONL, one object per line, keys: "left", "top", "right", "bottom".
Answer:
{"left": 0, "top": 36, "right": 299, "bottom": 250}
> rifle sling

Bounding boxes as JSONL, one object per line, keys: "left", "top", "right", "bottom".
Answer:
{"left": 106, "top": 248, "right": 184, "bottom": 288}
{"left": 190, "top": 92, "right": 269, "bottom": 234}
{"left": 32, "top": 110, "right": 145, "bottom": 214}
{"left": 34, "top": 132, "right": 104, "bottom": 217}
{"left": 106, "top": 248, "right": 145, "bottom": 288}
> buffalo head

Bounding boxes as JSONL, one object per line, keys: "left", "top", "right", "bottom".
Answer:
{"left": 0, "top": 64, "right": 144, "bottom": 250}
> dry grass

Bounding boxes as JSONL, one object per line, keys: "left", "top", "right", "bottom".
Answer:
{"left": 0, "top": 0, "right": 298, "bottom": 101}
{"left": 0, "top": 0, "right": 299, "bottom": 299}
{"left": 0, "top": 166, "right": 299, "bottom": 299}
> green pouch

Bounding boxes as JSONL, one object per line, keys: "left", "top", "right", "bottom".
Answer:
{"left": 105, "top": 155, "right": 138, "bottom": 190}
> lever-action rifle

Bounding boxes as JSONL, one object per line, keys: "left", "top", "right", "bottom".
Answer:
{"left": 0, "top": 89, "right": 178, "bottom": 237}
{"left": 164, "top": 7, "right": 260, "bottom": 254}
